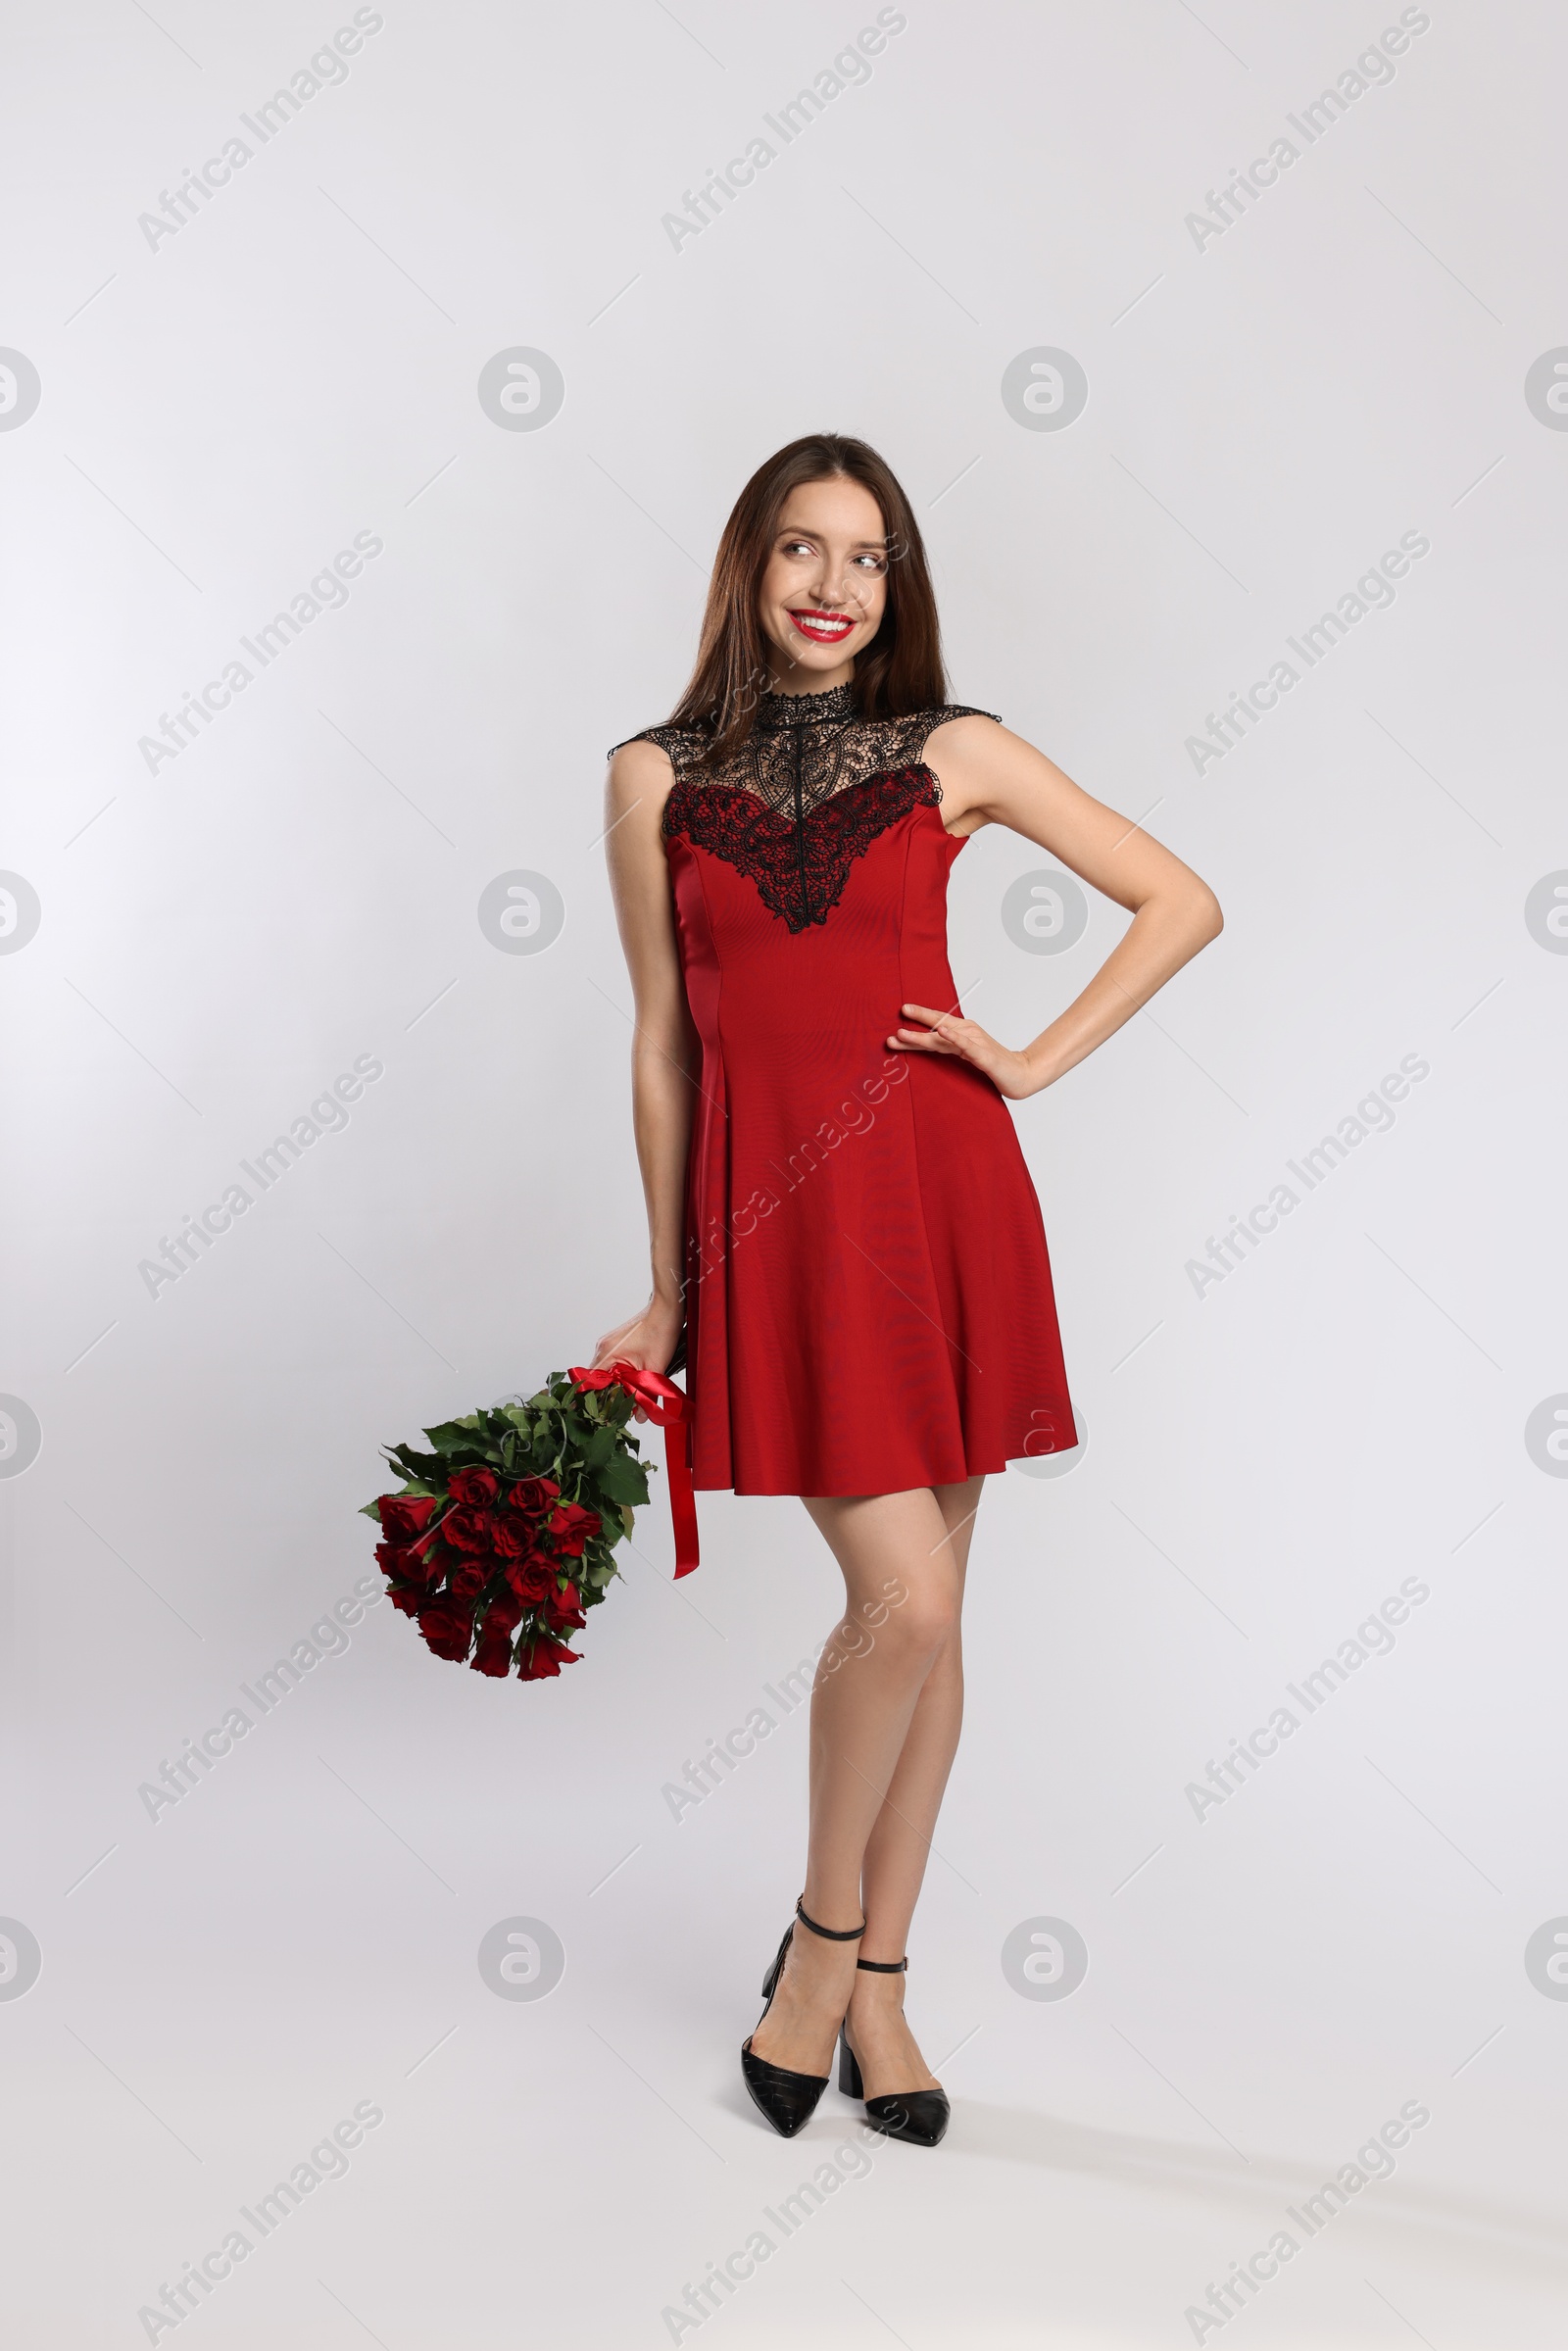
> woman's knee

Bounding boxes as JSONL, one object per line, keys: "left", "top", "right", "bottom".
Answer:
{"left": 877, "top": 1579, "right": 960, "bottom": 1664}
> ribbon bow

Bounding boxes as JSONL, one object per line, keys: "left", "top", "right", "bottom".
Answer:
{"left": 566, "top": 1360, "right": 699, "bottom": 1578}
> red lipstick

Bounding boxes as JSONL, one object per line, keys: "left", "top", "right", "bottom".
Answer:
{"left": 787, "top": 610, "right": 856, "bottom": 643}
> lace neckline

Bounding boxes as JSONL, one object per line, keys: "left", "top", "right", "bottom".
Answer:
{"left": 620, "top": 691, "right": 1000, "bottom": 931}
{"left": 755, "top": 682, "right": 856, "bottom": 729}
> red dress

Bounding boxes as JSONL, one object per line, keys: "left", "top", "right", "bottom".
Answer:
{"left": 616, "top": 683, "right": 1078, "bottom": 1498}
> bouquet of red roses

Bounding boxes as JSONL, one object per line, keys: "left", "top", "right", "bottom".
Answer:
{"left": 364, "top": 1362, "right": 696, "bottom": 1682}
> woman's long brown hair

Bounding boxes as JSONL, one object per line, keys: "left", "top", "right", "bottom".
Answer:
{"left": 667, "top": 433, "right": 948, "bottom": 759}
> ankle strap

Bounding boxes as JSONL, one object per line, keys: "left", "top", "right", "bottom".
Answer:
{"left": 795, "top": 1895, "right": 865, "bottom": 1941}
{"left": 857, "top": 1955, "right": 907, "bottom": 1973}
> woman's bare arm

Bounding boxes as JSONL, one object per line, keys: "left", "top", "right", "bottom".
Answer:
{"left": 590, "top": 740, "right": 700, "bottom": 1372}
{"left": 890, "top": 717, "right": 1223, "bottom": 1100}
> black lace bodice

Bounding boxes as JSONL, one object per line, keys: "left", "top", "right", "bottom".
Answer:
{"left": 610, "top": 684, "right": 999, "bottom": 932}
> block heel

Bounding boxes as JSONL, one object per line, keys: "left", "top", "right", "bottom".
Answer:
{"left": 839, "top": 1953, "right": 951, "bottom": 2148}
{"left": 740, "top": 1895, "right": 863, "bottom": 2138}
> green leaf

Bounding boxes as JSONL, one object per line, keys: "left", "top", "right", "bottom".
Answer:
{"left": 596, "top": 1452, "right": 650, "bottom": 1505}
{"left": 387, "top": 1443, "right": 444, "bottom": 1481}
{"left": 423, "top": 1417, "right": 484, "bottom": 1449}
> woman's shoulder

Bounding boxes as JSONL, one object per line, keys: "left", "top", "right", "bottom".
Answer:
{"left": 917, "top": 701, "right": 1002, "bottom": 730}
{"left": 605, "top": 721, "right": 718, "bottom": 841}
{"left": 606, "top": 717, "right": 712, "bottom": 769}
{"left": 873, "top": 701, "right": 1003, "bottom": 759}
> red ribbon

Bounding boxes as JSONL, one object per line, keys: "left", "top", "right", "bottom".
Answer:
{"left": 566, "top": 1360, "right": 700, "bottom": 1578}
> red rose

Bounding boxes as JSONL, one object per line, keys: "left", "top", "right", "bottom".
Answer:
{"left": 506, "top": 1476, "right": 560, "bottom": 1518}
{"left": 469, "top": 1624, "right": 514, "bottom": 1676}
{"left": 482, "top": 1593, "right": 525, "bottom": 1636}
{"left": 517, "top": 1630, "right": 580, "bottom": 1679}
{"left": 388, "top": 1586, "right": 422, "bottom": 1616}
{"left": 442, "top": 1508, "right": 491, "bottom": 1554}
{"left": 448, "top": 1466, "right": 500, "bottom": 1507}
{"left": 543, "top": 1580, "right": 587, "bottom": 1633}
{"left": 448, "top": 1559, "right": 492, "bottom": 1602}
{"left": 490, "top": 1517, "right": 528, "bottom": 1560}
{"left": 376, "top": 1541, "right": 442, "bottom": 1588}
{"left": 547, "top": 1500, "right": 602, "bottom": 1557}
{"left": 416, "top": 1598, "right": 474, "bottom": 1662}
{"left": 504, "top": 1555, "right": 554, "bottom": 1607}
{"left": 378, "top": 1494, "right": 439, "bottom": 1544}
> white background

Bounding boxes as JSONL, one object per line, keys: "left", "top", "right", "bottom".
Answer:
{"left": 2, "top": 1, "right": 1566, "bottom": 2344}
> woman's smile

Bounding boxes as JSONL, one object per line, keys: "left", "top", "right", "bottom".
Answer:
{"left": 787, "top": 608, "right": 858, "bottom": 644}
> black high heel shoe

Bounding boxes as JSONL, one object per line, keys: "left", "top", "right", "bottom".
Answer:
{"left": 838, "top": 1955, "right": 951, "bottom": 2147}
{"left": 740, "top": 1895, "right": 864, "bottom": 2137}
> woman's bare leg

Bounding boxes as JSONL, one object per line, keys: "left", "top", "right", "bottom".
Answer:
{"left": 849, "top": 1474, "right": 982, "bottom": 2095}
{"left": 747, "top": 1476, "right": 984, "bottom": 2089}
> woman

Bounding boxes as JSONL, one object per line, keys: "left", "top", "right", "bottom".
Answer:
{"left": 594, "top": 434, "right": 1221, "bottom": 2145}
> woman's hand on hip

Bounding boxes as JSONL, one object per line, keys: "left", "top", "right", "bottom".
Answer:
{"left": 888, "top": 1004, "right": 1042, "bottom": 1101}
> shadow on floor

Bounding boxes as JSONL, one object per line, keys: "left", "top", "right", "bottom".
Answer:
{"left": 933, "top": 2098, "right": 1566, "bottom": 2274}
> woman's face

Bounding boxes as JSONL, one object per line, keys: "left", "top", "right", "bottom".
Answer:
{"left": 757, "top": 475, "right": 889, "bottom": 689}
